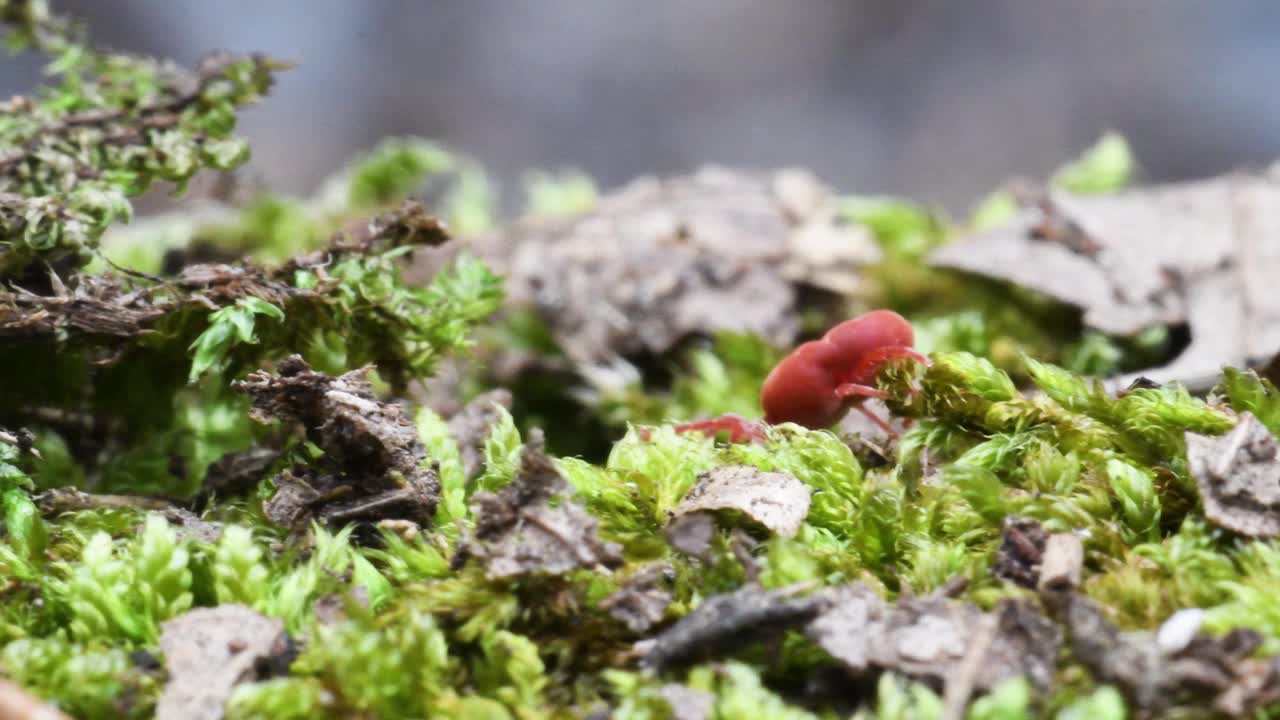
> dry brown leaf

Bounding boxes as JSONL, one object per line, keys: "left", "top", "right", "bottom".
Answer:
{"left": 673, "top": 465, "right": 812, "bottom": 538}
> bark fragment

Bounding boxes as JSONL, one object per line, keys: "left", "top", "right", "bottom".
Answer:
{"left": 236, "top": 356, "right": 440, "bottom": 531}
{"left": 930, "top": 168, "right": 1280, "bottom": 388}
{"left": 991, "top": 515, "right": 1048, "bottom": 589}
{"left": 636, "top": 582, "right": 826, "bottom": 672}
{"left": 665, "top": 512, "right": 715, "bottom": 557}
{"left": 806, "top": 583, "right": 1059, "bottom": 694}
{"left": 463, "top": 431, "right": 622, "bottom": 578}
{"left": 1186, "top": 412, "right": 1280, "bottom": 538}
{"left": 600, "top": 563, "right": 675, "bottom": 634}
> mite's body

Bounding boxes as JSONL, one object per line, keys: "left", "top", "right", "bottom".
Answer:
{"left": 674, "top": 310, "right": 927, "bottom": 441}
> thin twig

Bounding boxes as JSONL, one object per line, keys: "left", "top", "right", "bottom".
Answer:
{"left": 941, "top": 612, "right": 1000, "bottom": 720}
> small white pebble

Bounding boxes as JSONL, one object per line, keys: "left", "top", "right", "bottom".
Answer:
{"left": 1156, "top": 608, "right": 1204, "bottom": 654}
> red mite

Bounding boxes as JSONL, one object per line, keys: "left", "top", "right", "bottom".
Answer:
{"left": 672, "top": 310, "right": 928, "bottom": 442}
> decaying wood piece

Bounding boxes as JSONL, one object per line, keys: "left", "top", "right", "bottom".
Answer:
{"left": 931, "top": 166, "right": 1280, "bottom": 388}
{"left": 1037, "top": 532, "right": 1084, "bottom": 596}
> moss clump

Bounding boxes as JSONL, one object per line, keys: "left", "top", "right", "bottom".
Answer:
{"left": 3, "top": 4, "right": 1279, "bottom": 719}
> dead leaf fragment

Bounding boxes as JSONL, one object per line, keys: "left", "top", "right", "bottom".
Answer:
{"left": 637, "top": 582, "right": 826, "bottom": 672}
{"left": 464, "top": 430, "right": 622, "bottom": 578}
{"left": 1186, "top": 412, "right": 1280, "bottom": 538}
{"left": 156, "top": 605, "right": 291, "bottom": 720}
{"left": 806, "top": 583, "right": 1059, "bottom": 693}
{"left": 673, "top": 465, "right": 812, "bottom": 538}
{"left": 236, "top": 355, "right": 440, "bottom": 532}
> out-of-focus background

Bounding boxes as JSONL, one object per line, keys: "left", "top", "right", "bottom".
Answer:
{"left": 4, "top": 1, "right": 1279, "bottom": 213}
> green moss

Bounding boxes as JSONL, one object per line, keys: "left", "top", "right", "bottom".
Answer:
{"left": 1, "top": 5, "right": 1274, "bottom": 718}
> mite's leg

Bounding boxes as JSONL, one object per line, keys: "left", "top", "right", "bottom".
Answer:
{"left": 673, "top": 413, "right": 767, "bottom": 443}
{"left": 833, "top": 383, "right": 888, "bottom": 400}
{"left": 834, "top": 385, "right": 898, "bottom": 437}
{"left": 856, "top": 403, "right": 898, "bottom": 438}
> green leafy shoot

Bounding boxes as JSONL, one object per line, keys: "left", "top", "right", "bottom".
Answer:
{"left": 189, "top": 297, "right": 286, "bottom": 383}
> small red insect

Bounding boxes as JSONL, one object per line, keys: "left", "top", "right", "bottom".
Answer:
{"left": 672, "top": 310, "right": 928, "bottom": 442}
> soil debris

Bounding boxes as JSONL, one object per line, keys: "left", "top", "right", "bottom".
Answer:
{"left": 420, "top": 166, "right": 879, "bottom": 369}
{"left": 672, "top": 465, "right": 812, "bottom": 539}
{"left": 931, "top": 168, "right": 1280, "bottom": 388}
{"left": 636, "top": 581, "right": 826, "bottom": 672}
{"left": 600, "top": 563, "right": 675, "bottom": 634}
{"left": 462, "top": 430, "right": 622, "bottom": 578}
{"left": 236, "top": 355, "right": 439, "bottom": 531}
{"left": 991, "top": 516, "right": 1048, "bottom": 589}
{"left": 1186, "top": 412, "right": 1280, "bottom": 538}
{"left": 155, "top": 604, "right": 292, "bottom": 720}
{"left": 806, "top": 583, "right": 1059, "bottom": 694}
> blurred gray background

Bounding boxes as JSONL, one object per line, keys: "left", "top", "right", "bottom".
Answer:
{"left": 5, "top": 1, "right": 1280, "bottom": 213}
